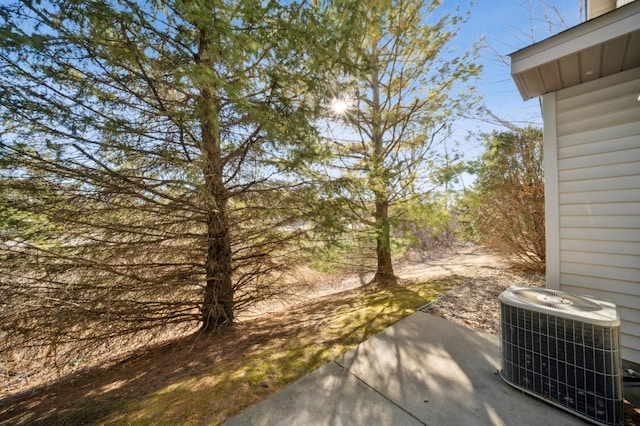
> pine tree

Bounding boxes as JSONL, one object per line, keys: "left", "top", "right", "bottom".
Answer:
{"left": 319, "top": 0, "right": 481, "bottom": 286}
{"left": 0, "top": 0, "right": 361, "bottom": 377}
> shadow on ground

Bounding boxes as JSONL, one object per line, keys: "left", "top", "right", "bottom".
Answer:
{"left": 0, "top": 281, "right": 436, "bottom": 425}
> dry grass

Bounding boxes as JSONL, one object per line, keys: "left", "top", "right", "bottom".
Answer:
{"left": 0, "top": 275, "right": 458, "bottom": 425}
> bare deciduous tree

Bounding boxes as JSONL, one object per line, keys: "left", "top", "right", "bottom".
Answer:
{"left": 470, "top": 127, "right": 545, "bottom": 272}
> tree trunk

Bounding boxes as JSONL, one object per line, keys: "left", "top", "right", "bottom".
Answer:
{"left": 201, "top": 205, "right": 234, "bottom": 330}
{"left": 370, "top": 58, "right": 396, "bottom": 287}
{"left": 373, "top": 197, "right": 397, "bottom": 286}
{"left": 199, "top": 103, "right": 234, "bottom": 331}
{"left": 197, "top": 25, "right": 234, "bottom": 331}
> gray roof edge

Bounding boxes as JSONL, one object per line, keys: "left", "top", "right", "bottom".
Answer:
{"left": 508, "top": 0, "right": 640, "bottom": 61}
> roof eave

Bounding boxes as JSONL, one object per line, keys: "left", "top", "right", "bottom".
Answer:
{"left": 509, "top": 1, "right": 640, "bottom": 101}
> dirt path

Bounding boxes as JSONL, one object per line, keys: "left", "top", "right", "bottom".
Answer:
{"left": 240, "top": 245, "right": 504, "bottom": 319}
{"left": 394, "top": 245, "right": 506, "bottom": 280}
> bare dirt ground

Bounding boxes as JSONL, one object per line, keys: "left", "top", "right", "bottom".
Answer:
{"left": 241, "top": 244, "right": 519, "bottom": 320}
{"left": 245, "top": 244, "right": 546, "bottom": 336}
{"left": 1, "top": 245, "right": 638, "bottom": 425}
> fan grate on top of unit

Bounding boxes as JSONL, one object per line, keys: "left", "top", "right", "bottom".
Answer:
{"left": 499, "top": 286, "right": 623, "bottom": 426}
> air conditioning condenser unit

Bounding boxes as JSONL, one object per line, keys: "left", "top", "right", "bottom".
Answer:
{"left": 499, "top": 286, "right": 623, "bottom": 426}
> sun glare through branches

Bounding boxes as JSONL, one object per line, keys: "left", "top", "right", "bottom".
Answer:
{"left": 330, "top": 97, "right": 349, "bottom": 115}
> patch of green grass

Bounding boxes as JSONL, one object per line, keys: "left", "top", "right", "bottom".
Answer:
{"left": 101, "top": 276, "right": 459, "bottom": 425}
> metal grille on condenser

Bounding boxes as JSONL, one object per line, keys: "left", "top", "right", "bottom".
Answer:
{"left": 500, "top": 304, "right": 624, "bottom": 425}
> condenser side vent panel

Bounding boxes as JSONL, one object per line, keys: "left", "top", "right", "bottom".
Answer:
{"left": 499, "top": 287, "right": 623, "bottom": 426}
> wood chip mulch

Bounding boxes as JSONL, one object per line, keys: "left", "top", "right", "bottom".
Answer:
{"left": 420, "top": 269, "right": 544, "bottom": 335}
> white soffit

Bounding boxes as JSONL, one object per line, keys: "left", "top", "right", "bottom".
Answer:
{"left": 510, "top": 1, "right": 640, "bottom": 101}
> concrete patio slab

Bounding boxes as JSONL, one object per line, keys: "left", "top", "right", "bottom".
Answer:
{"left": 224, "top": 312, "right": 589, "bottom": 425}
{"left": 224, "top": 359, "right": 422, "bottom": 426}
{"left": 335, "top": 312, "right": 585, "bottom": 425}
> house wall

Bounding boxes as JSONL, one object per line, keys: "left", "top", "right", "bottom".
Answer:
{"left": 587, "top": 0, "right": 616, "bottom": 20}
{"left": 543, "top": 67, "right": 640, "bottom": 365}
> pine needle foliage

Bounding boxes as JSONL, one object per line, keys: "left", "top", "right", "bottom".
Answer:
{"left": 0, "top": 0, "right": 364, "bottom": 384}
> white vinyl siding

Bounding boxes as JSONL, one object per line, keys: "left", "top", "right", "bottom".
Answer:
{"left": 552, "top": 67, "right": 640, "bottom": 365}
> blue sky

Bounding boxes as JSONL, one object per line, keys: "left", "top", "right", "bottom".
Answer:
{"left": 446, "top": 0, "right": 583, "bottom": 158}
{"left": 321, "top": 1, "right": 585, "bottom": 188}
